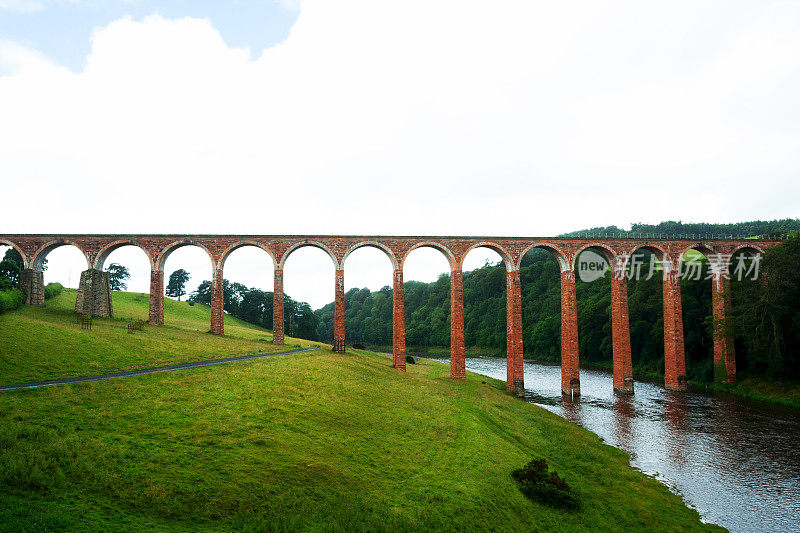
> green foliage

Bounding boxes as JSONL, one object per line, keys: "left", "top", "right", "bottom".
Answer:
{"left": 165, "top": 269, "right": 190, "bottom": 301}
{"left": 729, "top": 234, "right": 800, "bottom": 381}
{"left": 189, "top": 279, "right": 319, "bottom": 341}
{"left": 44, "top": 282, "right": 63, "bottom": 300}
{"left": 312, "top": 221, "right": 800, "bottom": 385}
{"left": 0, "top": 288, "right": 25, "bottom": 314}
{"left": 512, "top": 458, "right": 580, "bottom": 510}
{"left": 106, "top": 263, "right": 131, "bottom": 291}
{"left": 0, "top": 259, "right": 21, "bottom": 285}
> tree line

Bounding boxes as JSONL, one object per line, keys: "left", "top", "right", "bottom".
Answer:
{"left": 314, "top": 220, "right": 800, "bottom": 384}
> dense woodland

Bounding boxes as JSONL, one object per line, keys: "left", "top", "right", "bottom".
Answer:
{"left": 313, "top": 220, "right": 800, "bottom": 384}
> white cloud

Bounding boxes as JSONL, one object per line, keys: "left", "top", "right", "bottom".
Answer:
{"left": 1, "top": 0, "right": 799, "bottom": 307}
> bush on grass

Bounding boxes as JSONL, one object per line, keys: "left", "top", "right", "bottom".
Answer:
{"left": 511, "top": 458, "right": 580, "bottom": 510}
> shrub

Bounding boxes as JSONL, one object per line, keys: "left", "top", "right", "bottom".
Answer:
{"left": 511, "top": 459, "right": 580, "bottom": 510}
{"left": 0, "top": 288, "right": 26, "bottom": 314}
{"left": 44, "top": 282, "right": 63, "bottom": 300}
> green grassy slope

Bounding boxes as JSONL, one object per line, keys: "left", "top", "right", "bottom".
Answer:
{"left": 0, "top": 295, "right": 719, "bottom": 531}
{"left": 0, "top": 289, "right": 319, "bottom": 386}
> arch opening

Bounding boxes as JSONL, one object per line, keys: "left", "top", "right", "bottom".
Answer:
{"left": 572, "top": 247, "right": 613, "bottom": 370}
{"left": 519, "top": 246, "right": 566, "bottom": 365}
{"left": 36, "top": 243, "right": 89, "bottom": 290}
{"left": 0, "top": 241, "right": 27, "bottom": 270}
{"left": 283, "top": 246, "right": 332, "bottom": 341}
{"left": 402, "top": 246, "right": 452, "bottom": 350}
{"left": 98, "top": 244, "right": 152, "bottom": 297}
{"left": 161, "top": 245, "right": 213, "bottom": 328}
{"left": 625, "top": 247, "right": 666, "bottom": 377}
{"left": 280, "top": 242, "right": 338, "bottom": 270}
{"left": 341, "top": 246, "right": 395, "bottom": 348}
{"left": 0, "top": 244, "right": 24, "bottom": 288}
{"left": 217, "top": 244, "right": 277, "bottom": 333}
{"left": 462, "top": 246, "right": 507, "bottom": 357}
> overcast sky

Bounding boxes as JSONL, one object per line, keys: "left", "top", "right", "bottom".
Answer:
{"left": 1, "top": 0, "right": 798, "bottom": 308}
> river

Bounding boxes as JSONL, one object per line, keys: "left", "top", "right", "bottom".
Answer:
{"left": 426, "top": 356, "right": 800, "bottom": 532}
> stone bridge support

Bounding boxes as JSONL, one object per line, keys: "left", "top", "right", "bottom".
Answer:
{"left": 75, "top": 269, "right": 113, "bottom": 317}
{"left": 450, "top": 268, "right": 466, "bottom": 379}
{"left": 333, "top": 269, "right": 345, "bottom": 353}
{"left": 506, "top": 269, "right": 524, "bottom": 395}
{"left": 273, "top": 268, "right": 284, "bottom": 345}
{"left": 663, "top": 262, "right": 687, "bottom": 390}
{"left": 392, "top": 269, "right": 406, "bottom": 370}
{"left": 210, "top": 268, "right": 224, "bottom": 335}
{"left": 560, "top": 269, "right": 580, "bottom": 397}
{"left": 712, "top": 272, "right": 736, "bottom": 383}
{"left": 19, "top": 268, "right": 44, "bottom": 306}
{"left": 149, "top": 270, "right": 164, "bottom": 325}
{"left": 611, "top": 268, "right": 634, "bottom": 393}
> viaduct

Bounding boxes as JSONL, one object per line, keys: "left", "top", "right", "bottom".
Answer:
{"left": 0, "top": 234, "right": 775, "bottom": 397}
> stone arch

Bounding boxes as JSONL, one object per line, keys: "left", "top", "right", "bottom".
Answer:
{"left": 279, "top": 241, "right": 339, "bottom": 270}
{"left": 462, "top": 241, "right": 514, "bottom": 272}
{"left": 94, "top": 240, "right": 154, "bottom": 271}
{"left": 401, "top": 242, "right": 457, "bottom": 271}
{"left": 727, "top": 244, "right": 765, "bottom": 279}
{"left": 517, "top": 243, "right": 569, "bottom": 271}
{"left": 31, "top": 239, "right": 90, "bottom": 272}
{"left": 572, "top": 243, "right": 618, "bottom": 271}
{"left": 342, "top": 241, "right": 398, "bottom": 270}
{"left": 220, "top": 240, "right": 276, "bottom": 270}
{"left": 157, "top": 240, "right": 215, "bottom": 271}
{"left": 622, "top": 243, "right": 670, "bottom": 272}
{"left": 0, "top": 239, "right": 28, "bottom": 269}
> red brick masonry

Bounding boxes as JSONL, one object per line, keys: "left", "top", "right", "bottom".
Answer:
{"left": 1, "top": 234, "right": 775, "bottom": 395}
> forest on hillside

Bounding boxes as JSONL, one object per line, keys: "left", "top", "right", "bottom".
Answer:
{"left": 176, "top": 219, "right": 800, "bottom": 384}
{"left": 314, "top": 220, "right": 800, "bottom": 384}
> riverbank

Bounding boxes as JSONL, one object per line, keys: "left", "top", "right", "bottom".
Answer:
{"left": 382, "top": 345, "right": 800, "bottom": 409}
{"left": 0, "top": 295, "right": 718, "bottom": 531}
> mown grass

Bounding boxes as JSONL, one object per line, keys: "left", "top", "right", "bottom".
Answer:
{"left": 0, "top": 289, "right": 321, "bottom": 386}
{"left": 0, "top": 294, "right": 719, "bottom": 531}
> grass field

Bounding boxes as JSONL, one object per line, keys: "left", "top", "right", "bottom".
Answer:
{"left": 0, "top": 289, "right": 321, "bottom": 386}
{"left": 0, "top": 291, "right": 719, "bottom": 531}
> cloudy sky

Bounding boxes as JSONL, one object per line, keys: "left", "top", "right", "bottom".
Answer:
{"left": 1, "top": 0, "right": 799, "bottom": 308}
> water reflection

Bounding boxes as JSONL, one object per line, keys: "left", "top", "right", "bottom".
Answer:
{"left": 427, "top": 355, "right": 800, "bottom": 533}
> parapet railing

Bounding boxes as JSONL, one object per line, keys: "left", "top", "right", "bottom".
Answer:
{"left": 560, "top": 232, "right": 790, "bottom": 241}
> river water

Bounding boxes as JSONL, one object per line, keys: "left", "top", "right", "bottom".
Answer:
{"left": 426, "top": 356, "right": 800, "bottom": 532}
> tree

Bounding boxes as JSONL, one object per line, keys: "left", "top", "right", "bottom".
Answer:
{"left": 2, "top": 248, "right": 46, "bottom": 272}
{"left": 0, "top": 259, "right": 21, "bottom": 286}
{"left": 106, "top": 263, "right": 131, "bottom": 291}
{"left": 166, "top": 269, "right": 190, "bottom": 301}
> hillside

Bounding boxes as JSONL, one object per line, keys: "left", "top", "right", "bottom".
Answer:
{"left": 0, "top": 289, "right": 314, "bottom": 386}
{"left": 0, "top": 291, "right": 717, "bottom": 531}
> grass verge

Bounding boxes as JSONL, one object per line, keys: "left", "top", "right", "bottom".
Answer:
{"left": 0, "top": 292, "right": 720, "bottom": 531}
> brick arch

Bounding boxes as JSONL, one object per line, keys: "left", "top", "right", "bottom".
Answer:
{"left": 31, "top": 239, "right": 90, "bottom": 272}
{"left": 517, "top": 243, "right": 569, "bottom": 271}
{"left": 727, "top": 244, "right": 766, "bottom": 275}
{"left": 572, "top": 243, "right": 618, "bottom": 270}
{"left": 342, "top": 241, "right": 398, "bottom": 270}
{"left": 279, "top": 241, "right": 339, "bottom": 270}
{"left": 220, "top": 240, "right": 276, "bottom": 270}
{"left": 93, "top": 240, "right": 154, "bottom": 271}
{"left": 401, "top": 241, "right": 457, "bottom": 271}
{"left": 462, "top": 241, "right": 514, "bottom": 272}
{"left": 156, "top": 240, "right": 215, "bottom": 271}
{"left": 0, "top": 239, "right": 29, "bottom": 269}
